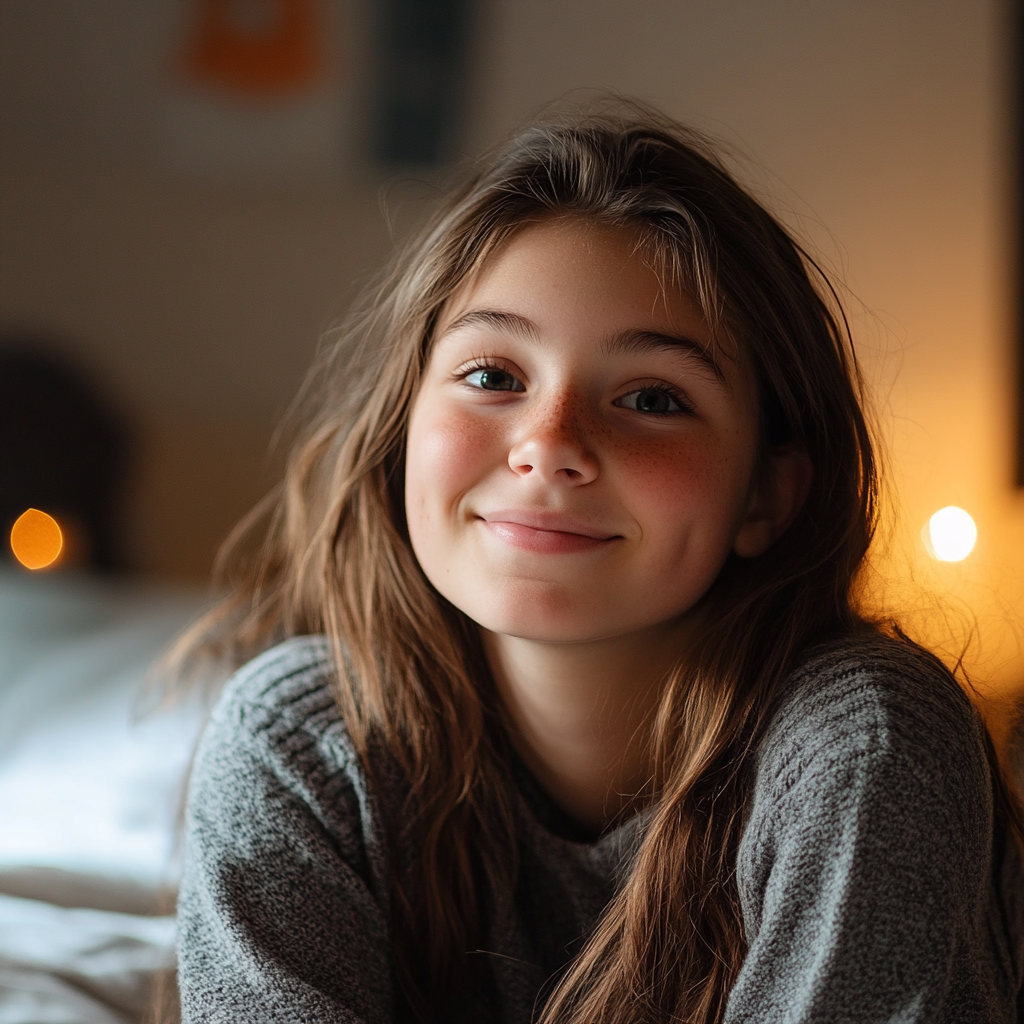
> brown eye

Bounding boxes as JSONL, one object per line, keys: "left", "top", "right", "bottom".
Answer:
{"left": 465, "top": 368, "right": 525, "bottom": 392}
{"left": 615, "top": 387, "right": 686, "bottom": 415}
{"left": 636, "top": 390, "right": 672, "bottom": 413}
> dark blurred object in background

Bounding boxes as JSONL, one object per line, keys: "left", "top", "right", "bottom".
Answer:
{"left": 0, "top": 338, "right": 132, "bottom": 573}
{"left": 372, "top": 0, "right": 470, "bottom": 167}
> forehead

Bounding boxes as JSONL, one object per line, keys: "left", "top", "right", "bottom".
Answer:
{"left": 436, "top": 216, "right": 744, "bottom": 369}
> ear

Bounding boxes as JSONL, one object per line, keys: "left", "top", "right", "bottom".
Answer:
{"left": 733, "top": 447, "right": 814, "bottom": 558}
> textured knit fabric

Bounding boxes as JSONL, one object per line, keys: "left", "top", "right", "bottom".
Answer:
{"left": 177, "top": 633, "right": 1024, "bottom": 1023}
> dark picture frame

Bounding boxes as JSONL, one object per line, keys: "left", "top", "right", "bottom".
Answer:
{"left": 371, "top": 0, "right": 470, "bottom": 168}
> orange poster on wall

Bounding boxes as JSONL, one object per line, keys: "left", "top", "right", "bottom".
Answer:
{"left": 160, "top": 0, "right": 347, "bottom": 179}
{"left": 181, "top": 0, "right": 325, "bottom": 99}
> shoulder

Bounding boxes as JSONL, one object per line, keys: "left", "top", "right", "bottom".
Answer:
{"left": 196, "top": 634, "right": 364, "bottom": 785}
{"left": 775, "top": 628, "right": 977, "bottom": 741}
{"left": 206, "top": 634, "right": 338, "bottom": 743}
{"left": 188, "top": 636, "right": 384, "bottom": 866}
{"left": 731, "top": 636, "right": 1018, "bottom": 1020}
{"left": 179, "top": 638, "right": 402, "bottom": 1020}
{"left": 754, "top": 630, "right": 987, "bottom": 811}
{"left": 729, "top": 632, "right": 1019, "bottom": 1018}
{"left": 742, "top": 629, "right": 993, "bottom": 900}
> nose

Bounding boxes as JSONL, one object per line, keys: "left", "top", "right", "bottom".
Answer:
{"left": 507, "top": 392, "right": 599, "bottom": 485}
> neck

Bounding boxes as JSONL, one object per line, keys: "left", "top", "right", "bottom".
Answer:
{"left": 482, "top": 623, "right": 687, "bottom": 836}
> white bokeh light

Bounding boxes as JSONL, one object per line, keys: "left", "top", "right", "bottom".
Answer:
{"left": 926, "top": 506, "right": 977, "bottom": 562}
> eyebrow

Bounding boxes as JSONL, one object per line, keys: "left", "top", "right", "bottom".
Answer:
{"left": 442, "top": 308, "right": 540, "bottom": 341}
{"left": 607, "top": 329, "right": 725, "bottom": 382}
{"left": 442, "top": 308, "right": 725, "bottom": 382}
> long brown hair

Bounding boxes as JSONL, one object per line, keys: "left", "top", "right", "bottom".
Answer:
{"left": 178, "top": 100, "right": 993, "bottom": 1022}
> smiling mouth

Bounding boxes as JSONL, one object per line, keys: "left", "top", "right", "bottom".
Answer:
{"left": 478, "top": 511, "right": 620, "bottom": 554}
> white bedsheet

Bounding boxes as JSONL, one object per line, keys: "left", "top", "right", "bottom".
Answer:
{"left": 0, "top": 568, "right": 213, "bottom": 1022}
{"left": 0, "top": 893, "right": 175, "bottom": 1024}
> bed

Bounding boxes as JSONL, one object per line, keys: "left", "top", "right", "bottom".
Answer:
{"left": 0, "top": 567, "right": 212, "bottom": 1023}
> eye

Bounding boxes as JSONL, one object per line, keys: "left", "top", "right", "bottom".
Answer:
{"left": 463, "top": 367, "right": 525, "bottom": 392}
{"left": 614, "top": 386, "right": 689, "bottom": 415}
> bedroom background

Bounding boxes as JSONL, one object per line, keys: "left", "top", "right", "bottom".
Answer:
{"left": 1, "top": 1, "right": 1022, "bottom": 1020}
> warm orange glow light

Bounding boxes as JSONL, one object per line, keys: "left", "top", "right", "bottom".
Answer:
{"left": 925, "top": 505, "right": 977, "bottom": 562}
{"left": 10, "top": 508, "right": 64, "bottom": 570}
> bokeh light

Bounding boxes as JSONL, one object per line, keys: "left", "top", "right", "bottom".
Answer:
{"left": 926, "top": 506, "right": 977, "bottom": 562}
{"left": 10, "top": 508, "right": 63, "bottom": 570}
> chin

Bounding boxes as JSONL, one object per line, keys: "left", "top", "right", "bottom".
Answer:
{"left": 466, "top": 589, "right": 625, "bottom": 645}
{"left": 485, "top": 619, "right": 611, "bottom": 645}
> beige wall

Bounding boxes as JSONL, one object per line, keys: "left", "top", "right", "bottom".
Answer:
{"left": 1, "top": 1, "right": 1021, "bottom": 692}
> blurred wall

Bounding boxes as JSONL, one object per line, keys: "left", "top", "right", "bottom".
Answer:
{"left": 1, "top": 2, "right": 1021, "bottom": 691}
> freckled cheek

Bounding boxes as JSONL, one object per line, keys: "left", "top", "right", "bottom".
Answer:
{"left": 612, "top": 439, "right": 744, "bottom": 533}
{"left": 406, "top": 406, "right": 505, "bottom": 516}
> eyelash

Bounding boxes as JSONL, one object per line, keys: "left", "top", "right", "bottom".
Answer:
{"left": 455, "top": 357, "right": 524, "bottom": 389}
{"left": 455, "top": 358, "right": 695, "bottom": 415}
{"left": 458, "top": 356, "right": 509, "bottom": 373}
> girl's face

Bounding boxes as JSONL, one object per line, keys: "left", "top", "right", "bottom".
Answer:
{"left": 405, "top": 217, "right": 768, "bottom": 645}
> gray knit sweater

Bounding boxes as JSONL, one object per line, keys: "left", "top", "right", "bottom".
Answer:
{"left": 177, "top": 633, "right": 1024, "bottom": 1022}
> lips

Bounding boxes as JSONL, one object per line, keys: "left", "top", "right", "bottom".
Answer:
{"left": 478, "top": 509, "right": 619, "bottom": 554}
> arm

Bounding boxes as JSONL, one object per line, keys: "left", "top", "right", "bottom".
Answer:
{"left": 726, "top": 654, "right": 1009, "bottom": 1023}
{"left": 177, "top": 654, "right": 396, "bottom": 1024}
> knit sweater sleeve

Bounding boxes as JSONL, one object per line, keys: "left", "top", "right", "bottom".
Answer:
{"left": 176, "top": 638, "right": 397, "bottom": 1024}
{"left": 725, "top": 637, "right": 1017, "bottom": 1023}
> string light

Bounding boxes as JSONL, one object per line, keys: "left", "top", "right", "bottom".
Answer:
{"left": 9, "top": 508, "right": 63, "bottom": 570}
{"left": 925, "top": 506, "right": 977, "bottom": 562}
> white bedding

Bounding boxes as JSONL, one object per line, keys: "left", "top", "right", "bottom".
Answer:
{"left": 0, "top": 893, "right": 175, "bottom": 1024}
{"left": 0, "top": 569, "right": 212, "bottom": 1023}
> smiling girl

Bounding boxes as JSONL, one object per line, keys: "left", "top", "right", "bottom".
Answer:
{"left": 176, "top": 104, "right": 1024, "bottom": 1023}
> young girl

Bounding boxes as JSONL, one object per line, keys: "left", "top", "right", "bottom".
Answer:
{"left": 175, "top": 103, "right": 1024, "bottom": 1023}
